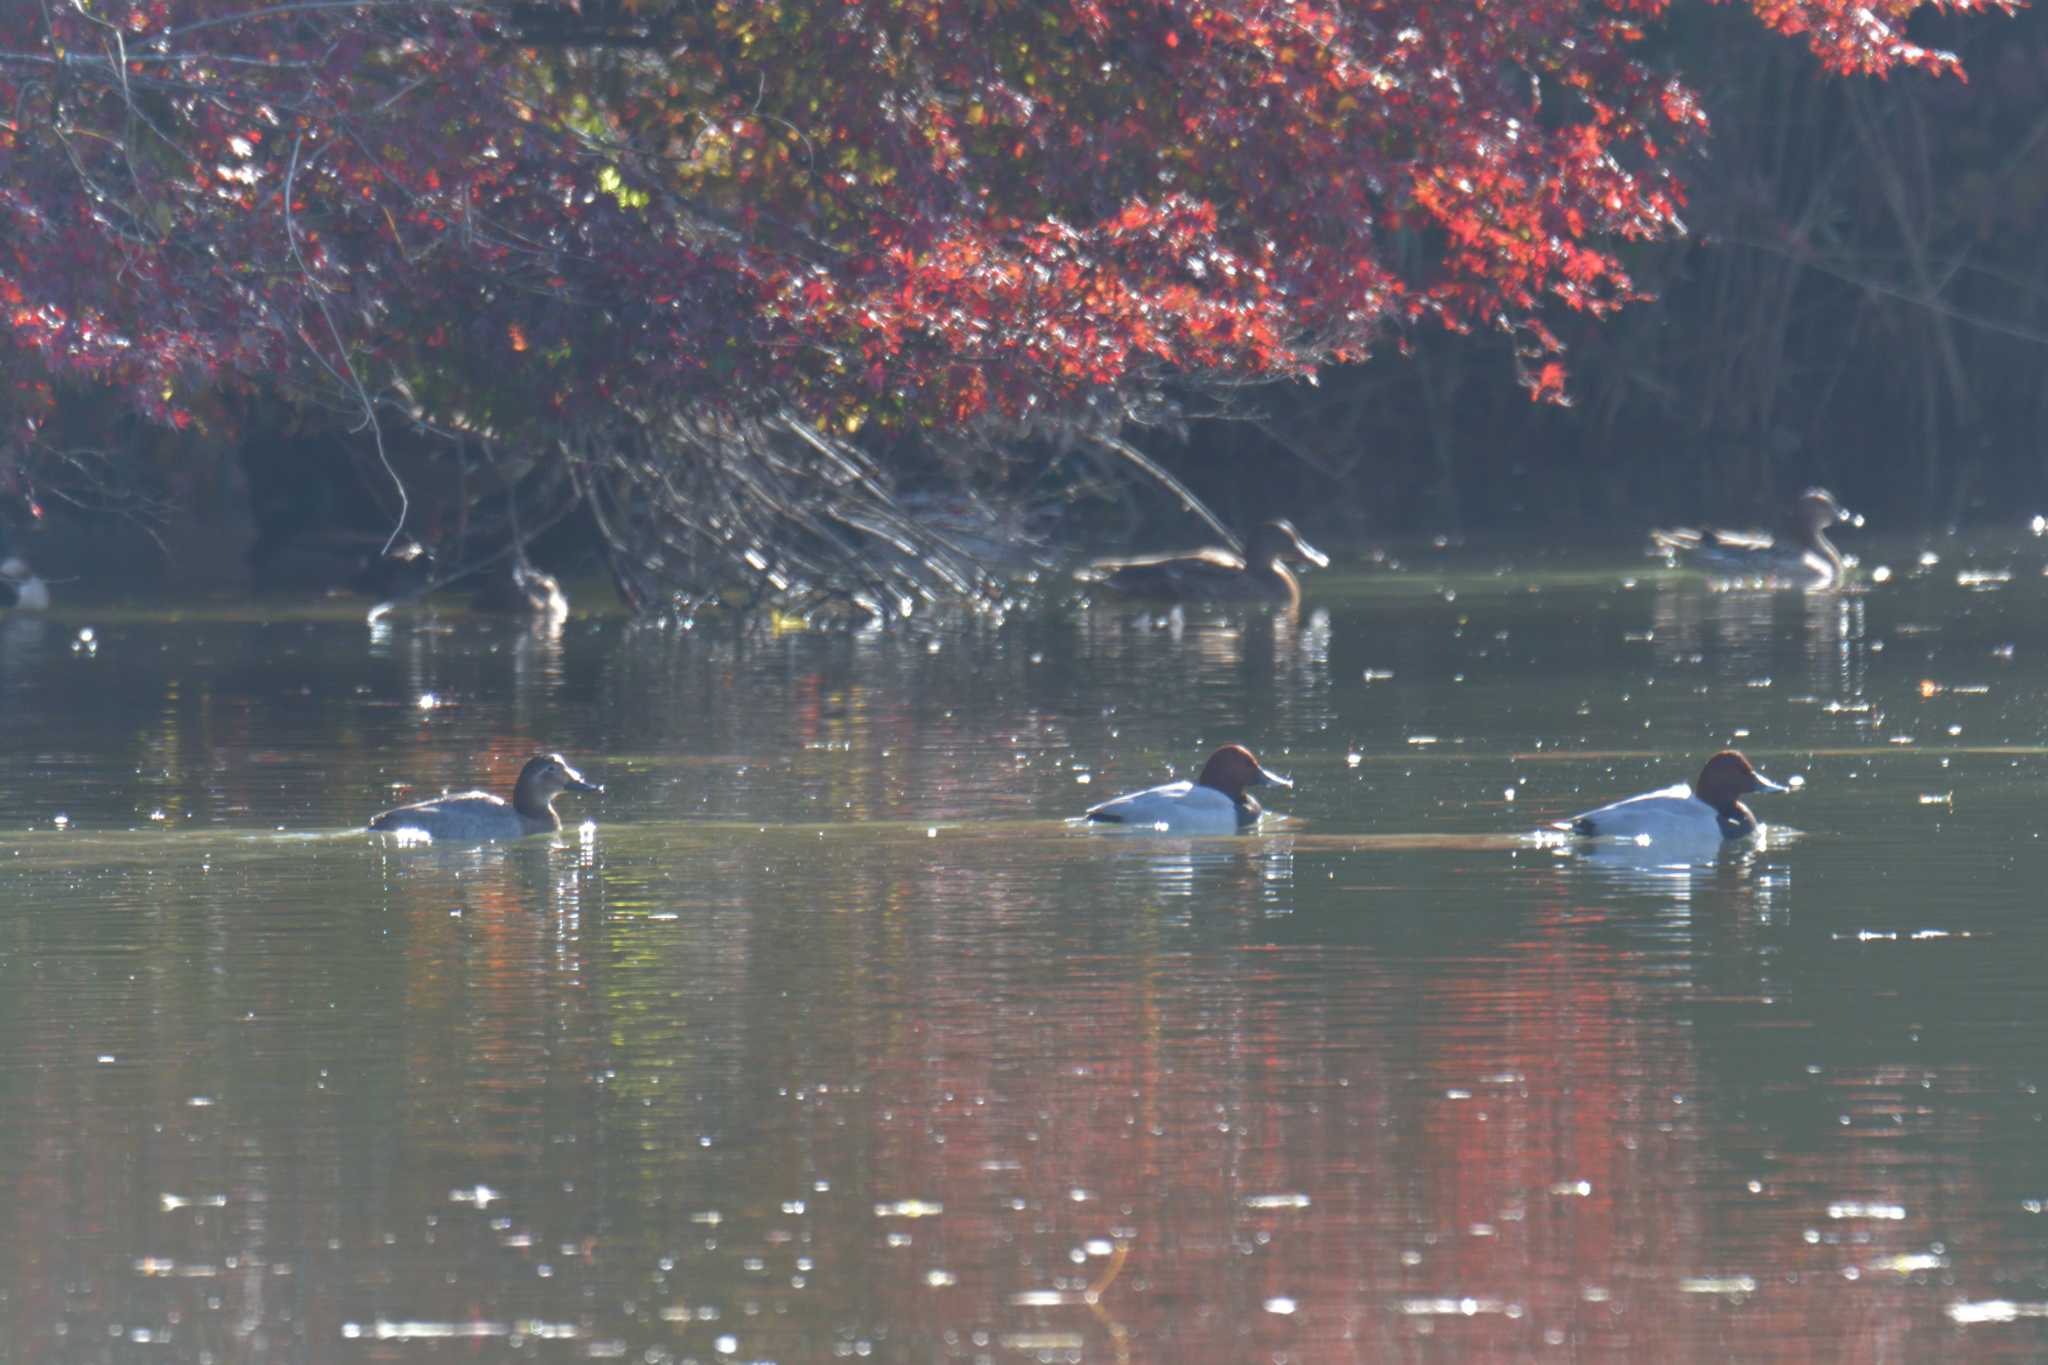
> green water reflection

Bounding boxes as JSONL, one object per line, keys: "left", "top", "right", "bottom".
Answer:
{"left": 3, "top": 537, "right": 2048, "bottom": 1360}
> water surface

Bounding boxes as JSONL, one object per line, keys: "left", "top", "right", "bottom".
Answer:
{"left": 4, "top": 536, "right": 2048, "bottom": 1361}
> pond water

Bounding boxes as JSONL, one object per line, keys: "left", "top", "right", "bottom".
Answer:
{"left": 4, "top": 533, "right": 2048, "bottom": 1363}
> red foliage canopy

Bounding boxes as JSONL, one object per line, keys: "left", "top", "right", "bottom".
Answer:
{"left": 0, "top": 0, "right": 2010, "bottom": 442}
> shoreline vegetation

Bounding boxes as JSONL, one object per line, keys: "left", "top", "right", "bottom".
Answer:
{"left": 2, "top": 3, "right": 2039, "bottom": 611}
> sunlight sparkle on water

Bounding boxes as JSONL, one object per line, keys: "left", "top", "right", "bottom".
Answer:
{"left": 1399, "top": 1296, "right": 1513, "bottom": 1317}
{"left": 1868, "top": 1253, "right": 1946, "bottom": 1274}
{"left": 1679, "top": 1276, "right": 1757, "bottom": 1296}
{"left": 1950, "top": 1301, "right": 2048, "bottom": 1324}
{"left": 1242, "top": 1193, "right": 1312, "bottom": 1209}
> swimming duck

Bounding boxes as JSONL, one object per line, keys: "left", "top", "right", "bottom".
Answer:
{"left": 368, "top": 753, "right": 602, "bottom": 840}
{"left": 1651, "top": 488, "right": 1862, "bottom": 589}
{"left": 1082, "top": 744, "right": 1292, "bottom": 833}
{"left": 473, "top": 559, "right": 569, "bottom": 617}
{"left": 0, "top": 557, "right": 50, "bottom": 611}
{"left": 1557, "top": 750, "right": 1788, "bottom": 848}
{"left": 1078, "top": 519, "right": 1330, "bottom": 608}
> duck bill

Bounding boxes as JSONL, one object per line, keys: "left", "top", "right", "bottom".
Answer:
{"left": 1293, "top": 538, "right": 1331, "bottom": 570}
{"left": 1751, "top": 773, "right": 1789, "bottom": 794}
{"left": 561, "top": 767, "right": 604, "bottom": 794}
{"left": 1842, "top": 510, "right": 1864, "bottom": 528}
{"left": 1254, "top": 764, "right": 1293, "bottom": 789}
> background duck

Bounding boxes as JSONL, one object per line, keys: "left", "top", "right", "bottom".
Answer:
{"left": 1651, "top": 488, "right": 1861, "bottom": 589}
{"left": 1077, "top": 519, "right": 1329, "bottom": 607}
{"left": 1082, "top": 744, "right": 1292, "bottom": 833}
{"left": 369, "top": 753, "right": 602, "bottom": 840}
{"left": 1558, "top": 750, "right": 1789, "bottom": 848}
{"left": 472, "top": 559, "right": 569, "bottom": 618}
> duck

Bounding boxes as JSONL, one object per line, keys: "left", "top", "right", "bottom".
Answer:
{"left": 368, "top": 753, "right": 602, "bottom": 840}
{"left": 1651, "top": 488, "right": 1862, "bottom": 589}
{"left": 0, "top": 557, "right": 50, "bottom": 611}
{"left": 1557, "top": 750, "right": 1789, "bottom": 848}
{"left": 1078, "top": 519, "right": 1330, "bottom": 608}
{"left": 1082, "top": 744, "right": 1293, "bottom": 833}
{"left": 473, "top": 559, "right": 569, "bottom": 617}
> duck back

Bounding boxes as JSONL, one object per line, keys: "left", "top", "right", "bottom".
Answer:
{"left": 368, "top": 791, "right": 548, "bottom": 839}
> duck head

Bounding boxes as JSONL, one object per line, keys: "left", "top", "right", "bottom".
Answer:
{"left": 1250, "top": 519, "right": 1330, "bottom": 571}
{"left": 1798, "top": 488, "right": 1862, "bottom": 535}
{"left": 1692, "top": 750, "right": 1787, "bottom": 809}
{"left": 1195, "top": 744, "right": 1292, "bottom": 799}
{"left": 512, "top": 753, "right": 604, "bottom": 817}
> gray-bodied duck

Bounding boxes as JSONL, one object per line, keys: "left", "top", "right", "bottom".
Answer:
{"left": 1079, "top": 519, "right": 1330, "bottom": 608}
{"left": 369, "top": 753, "right": 602, "bottom": 840}
{"left": 1651, "top": 488, "right": 1862, "bottom": 589}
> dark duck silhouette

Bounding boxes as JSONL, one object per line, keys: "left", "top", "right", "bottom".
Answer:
{"left": 0, "top": 556, "right": 50, "bottom": 610}
{"left": 472, "top": 559, "right": 569, "bottom": 617}
{"left": 1078, "top": 519, "right": 1329, "bottom": 608}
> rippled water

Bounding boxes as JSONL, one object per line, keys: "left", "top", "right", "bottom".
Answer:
{"left": 5, "top": 534, "right": 2048, "bottom": 1361}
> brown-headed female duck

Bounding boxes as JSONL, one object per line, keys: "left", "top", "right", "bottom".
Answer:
{"left": 369, "top": 753, "right": 602, "bottom": 840}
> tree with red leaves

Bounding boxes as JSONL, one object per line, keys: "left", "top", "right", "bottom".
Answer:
{"left": 0, "top": 0, "right": 2009, "bottom": 610}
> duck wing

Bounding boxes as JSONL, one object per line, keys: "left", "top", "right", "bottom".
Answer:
{"left": 1650, "top": 524, "right": 1775, "bottom": 555}
{"left": 1082, "top": 546, "right": 1251, "bottom": 597}
{"left": 1083, "top": 545, "right": 1245, "bottom": 576}
{"left": 1084, "top": 780, "right": 1243, "bottom": 833}
{"left": 368, "top": 791, "right": 506, "bottom": 831}
{"left": 1556, "top": 783, "right": 1696, "bottom": 837}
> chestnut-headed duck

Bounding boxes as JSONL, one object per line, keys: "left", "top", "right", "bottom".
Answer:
{"left": 369, "top": 753, "right": 602, "bottom": 840}
{"left": 1079, "top": 519, "right": 1330, "bottom": 608}
{"left": 1651, "top": 488, "right": 1862, "bottom": 589}
{"left": 1, "top": 557, "right": 50, "bottom": 611}
{"left": 1083, "top": 744, "right": 1293, "bottom": 833}
{"left": 1558, "top": 750, "right": 1789, "bottom": 848}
